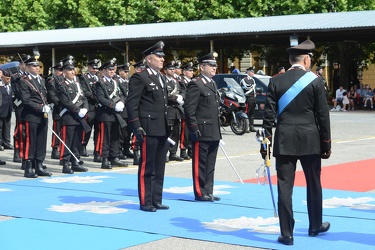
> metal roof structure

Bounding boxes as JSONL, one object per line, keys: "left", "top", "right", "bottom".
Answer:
{"left": 0, "top": 10, "right": 374, "bottom": 56}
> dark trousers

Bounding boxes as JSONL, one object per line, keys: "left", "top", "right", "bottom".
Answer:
{"left": 276, "top": 154, "right": 322, "bottom": 237}
{"left": 138, "top": 135, "right": 168, "bottom": 206}
{"left": 51, "top": 119, "right": 61, "bottom": 149}
{"left": 192, "top": 140, "right": 219, "bottom": 198}
{"left": 22, "top": 121, "right": 47, "bottom": 162}
{"left": 168, "top": 119, "right": 180, "bottom": 154}
{"left": 82, "top": 111, "right": 97, "bottom": 147}
{"left": 60, "top": 125, "right": 83, "bottom": 162}
{"left": 119, "top": 122, "right": 131, "bottom": 150}
{"left": 0, "top": 115, "right": 11, "bottom": 145}
{"left": 246, "top": 96, "right": 256, "bottom": 125}
{"left": 98, "top": 121, "right": 120, "bottom": 159}
{"left": 179, "top": 119, "right": 190, "bottom": 151}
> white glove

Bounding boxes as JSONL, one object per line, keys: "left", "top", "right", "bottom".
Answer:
{"left": 176, "top": 95, "right": 184, "bottom": 106}
{"left": 42, "top": 105, "right": 51, "bottom": 114}
{"left": 78, "top": 108, "right": 88, "bottom": 118}
{"left": 115, "top": 101, "right": 125, "bottom": 112}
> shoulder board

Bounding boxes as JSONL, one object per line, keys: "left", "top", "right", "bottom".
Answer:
{"left": 146, "top": 68, "right": 153, "bottom": 75}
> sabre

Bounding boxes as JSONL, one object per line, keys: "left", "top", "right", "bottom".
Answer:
{"left": 256, "top": 128, "right": 278, "bottom": 217}
{"left": 219, "top": 140, "right": 244, "bottom": 184}
{"left": 47, "top": 124, "right": 84, "bottom": 165}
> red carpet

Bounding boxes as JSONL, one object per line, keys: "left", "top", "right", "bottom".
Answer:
{"left": 245, "top": 158, "right": 375, "bottom": 192}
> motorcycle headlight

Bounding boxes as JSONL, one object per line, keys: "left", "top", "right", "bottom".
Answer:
{"left": 226, "top": 92, "right": 235, "bottom": 100}
{"left": 238, "top": 96, "right": 245, "bottom": 103}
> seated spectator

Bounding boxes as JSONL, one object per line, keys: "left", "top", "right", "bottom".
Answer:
{"left": 363, "top": 86, "right": 374, "bottom": 109}
{"left": 331, "top": 86, "right": 346, "bottom": 111}
{"left": 348, "top": 86, "right": 356, "bottom": 110}
{"left": 341, "top": 92, "right": 349, "bottom": 111}
{"left": 356, "top": 83, "right": 365, "bottom": 105}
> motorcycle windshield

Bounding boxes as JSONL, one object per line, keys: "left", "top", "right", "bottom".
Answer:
{"left": 223, "top": 78, "right": 245, "bottom": 96}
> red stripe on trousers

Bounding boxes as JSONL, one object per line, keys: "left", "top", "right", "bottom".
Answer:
{"left": 95, "top": 122, "right": 101, "bottom": 152}
{"left": 51, "top": 120, "right": 57, "bottom": 147}
{"left": 180, "top": 119, "right": 185, "bottom": 149}
{"left": 60, "top": 126, "right": 66, "bottom": 160}
{"left": 19, "top": 122, "right": 24, "bottom": 158}
{"left": 140, "top": 136, "right": 147, "bottom": 205}
{"left": 99, "top": 122, "right": 105, "bottom": 156}
{"left": 24, "top": 122, "right": 30, "bottom": 160}
{"left": 193, "top": 141, "right": 202, "bottom": 197}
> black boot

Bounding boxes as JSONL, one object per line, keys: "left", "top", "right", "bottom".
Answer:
{"left": 101, "top": 157, "right": 112, "bottom": 169}
{"left": 93, "top": 152, "right": 102, "bottom": 162}
{"left": 123, "top": 148, "right": 134, "bottom": 158}
{"left": 62, "top": 160, "right": 74, "bottom": 174}
{"left": 0, "top": 159, "right": 6, "bottom": 165}
{"left": 110, "top": 157, "right": 128, "bottom": 167}
{"left": 169, "top": 153, "right": 184, "bottom": 161}
{"left": 24, "top": 160, "right": 38, "bottom": 178}
{"left": 51, "top": 148, "right": 60, "bottom": 159}
{"left": 180, "top": 149, "right": 191, "bottom": 160}
{"left": 80, "top": 146, "right": 89, "bottom": 157}
{"left": 187, "top": 148, "right": 192, "bottom": 158}
{"left": 13, "top": 148, "right": 22, "bottom": 163}
{"left": 71, "top": 160, "right": 88, "bottom": 172}
{"left": 35, "top": 160, "right": 52, "bottom": 177}
{"left": 133, "top": 150, "right": 139, "bottom": 165}
{"left": 21, "top": 160, "right": 26, "bottom": 170}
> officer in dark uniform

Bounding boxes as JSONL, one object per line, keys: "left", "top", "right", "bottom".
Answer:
{"left": 0, "top": 70, "right": 13, "bottom": 151}
{"left": 240, "top": 66, "right": 257, "bottom": 132}
{"left": 127, "top": 41, "right": 170, "bottom": 212}
{"left": 18, "top": 55, "right": 52, "bottom": 178}
{"left": 179, "top": 62, "right": 194, "bottom": 159}
{"left": 12, "top": 54, "right": 31, "bottom": 164}
{"left": 80, "top": 59, "right": 101, "bottom": 160}
{"left": 95, "top": 59, "right": 128, "bottom": 169}
{"left": 56, "top": 59, "right": 89, "bottom": 173}
{"left": 164, "top": 61, "right": 184, "bottom": 161}
{"left": 184, "top": 52, "right": 222, "bottom": 202}
{"left": 132, "top": 60, "right": 146, "bottom": 73}
{"left": 117, "top": 63, "right": 135, "bottom": 160}
{"left": 46, "top": 61, "right": 64, "bottom": 160}
{"left": 261, "top": 40, "right": 331, "bottom": 246}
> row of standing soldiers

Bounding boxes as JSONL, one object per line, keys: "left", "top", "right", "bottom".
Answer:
{"left": 9, "top": 53, "right": 194, "bottom": 178}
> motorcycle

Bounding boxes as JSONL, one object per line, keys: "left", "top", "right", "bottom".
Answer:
{"left": 218, "top": 79, "right": 249, "bottom": 135}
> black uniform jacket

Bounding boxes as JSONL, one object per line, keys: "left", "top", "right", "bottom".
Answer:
{"left": 18, "top": 74, "right": 48, "bottom": 124}
{"left": 57, "top": 78, "right": 88, "bottom": 126}
{"left": 263, "top": 68, "right": 331, "bottom": 156}
{"left": 166, "top": 78, "right": 183, "bottom": 120}
{"left": 184, "top": 74, "right": 222, "bottom": 141}
{"left": 46, "top": 75, "right": 63, "bottom": 120}
{"left": 127, "top": 67, "right": 169, "bottom": 137}
{"left": 80, "top": 73, "right": 98, "bottom": 112}
{"left": 117, "top": 76, "right": 129, "bottom": 119}
{"left": 0, "top": 83, "right": 13, "bottom": 118}
{"left": 95, "top": 76, "right": 125, "bottom": 122}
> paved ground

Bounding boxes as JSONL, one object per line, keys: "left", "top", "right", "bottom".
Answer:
{"left": 0, "top": 109, "right": 374, "bottom": 249}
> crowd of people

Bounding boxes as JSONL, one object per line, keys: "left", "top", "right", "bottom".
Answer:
{"left": 330, "top": 83, "right": 374, "bottom": 111}
{"left": 0, "top": 39, "right": 335, "bottom": 245}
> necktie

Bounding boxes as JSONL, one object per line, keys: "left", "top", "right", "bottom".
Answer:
{"left": 157, "top": 72, "right": 164, "bottom": 88}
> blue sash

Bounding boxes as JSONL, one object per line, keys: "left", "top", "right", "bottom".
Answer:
{"left": 277, "top": 72, "right": 317, "bottom": 116}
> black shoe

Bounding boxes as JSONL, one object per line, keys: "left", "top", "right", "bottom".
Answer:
{"left": 3, "top": 143, "right": 13, "bottom": 150}
{"left": 153, "top": 203, "right": 169, "bottom": 210}
{"left": 277, "top": 236, "right": 293, "bottom": 245}
{"left": 180, "top": 150, "right": 191, "bottom": 160}
{"left": 35, "top": 160, "right": 52, "bottom": 177}
{"left": 71, "top": 163, "right": 88, "bottom": 172}
{"left": 208, "top": 194, "right": 220, "bottom": 201}
{"left": 123, "top": 149, "right": 134, "bottom": 158}
{"left": 93, "top": 153, "right": 102, "bottom": 162}
{"left": 110, "top": 157, "right": 128, "bottom": 167}
{"left": 62, "top": 161, "right": 74, "bottom": 174}
{"left": 0, "top": 146, "right": 4, "bottom": 151}
{"left": 80, "top": 146, "right": 89, "bottom": 157}
{"left": 118, "top": 150, "right": 127, "bottom": 160}
{"left": 51, "top": 148, "right": 60, "bottom": 159}
{"left": 169, "top": 154, "right": 184, "bottom": 161}
{"left": 308, "top": 222, "right": 330, "bottom": 236}
{"left": 140, "top": 205, "right": 157, "bottom": 212}
{"left": 0, "top": 159, "right": 6, "bottom": 165}
{"left": 24, "top": 160, "right": 38, "bottom": 178}
{"left": 101, "top": 158, "right": 112, "bottom": 169}
{"left": 195, "top": 195, "right": 214, "bottom": 202}
{"left": 13, "top": 149, "right": 22, "bottom": 163}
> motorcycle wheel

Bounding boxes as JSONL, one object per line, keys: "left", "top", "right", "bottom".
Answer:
{"left": 230, "top": 117, "right": 249, "bottom": 135}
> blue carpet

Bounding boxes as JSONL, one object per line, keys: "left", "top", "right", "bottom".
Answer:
{"left": 0, "top": 218, "right": 167, "bottom": 250}
{"left": 0, "top": 173, "right": 374, "bottom": 249}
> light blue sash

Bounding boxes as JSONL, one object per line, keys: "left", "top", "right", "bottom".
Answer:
{"left": 277, "top": 72, "right": 317, "bottom": 116}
